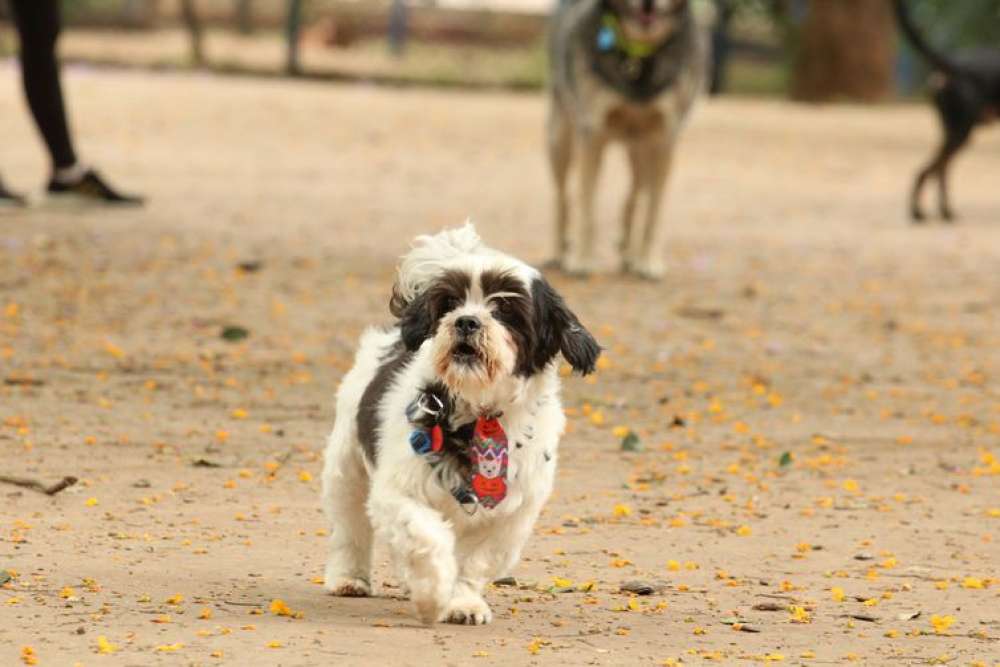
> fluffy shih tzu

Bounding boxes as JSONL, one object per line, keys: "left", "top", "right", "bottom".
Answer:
{"left": 321, "top": 224, "right": 600, "bottom": 625}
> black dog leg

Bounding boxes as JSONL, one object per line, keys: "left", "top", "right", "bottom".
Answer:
{"left": 935, "top": 122, "right": 973, "bottom": 222}
{"left": 912, "top": 118, "right": 972, "bottom": 224}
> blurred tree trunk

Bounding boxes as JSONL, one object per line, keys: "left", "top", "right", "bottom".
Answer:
{"left": 122, "top": 0, "right": 159, "bottom": 27}
{"left": 181, "top": 0, "right": 205, "bottom": 66}
{"left": 791, "top": 0, "right": 894, "bottom": 102}
{"left": 286, "top": 0, "right": 305, "bottom": 75}
{"left": 235, "top": 0, "right": 254, "bottom": 35}
{"left": 388, "top": 0, "right": 409, "bottom": 56}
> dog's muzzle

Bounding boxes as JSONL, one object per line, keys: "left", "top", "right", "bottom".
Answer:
{"left": 451, "top": 316, "right": 482, "bottom": 364}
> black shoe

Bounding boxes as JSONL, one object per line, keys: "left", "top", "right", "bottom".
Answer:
{"left": 47, "top": 169, "right": 144, "bottom": 206}
{"left": 0, "top": 177, "right": 27, "bottom": 209}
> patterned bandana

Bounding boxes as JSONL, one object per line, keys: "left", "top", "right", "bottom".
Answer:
{"left": 406, "top": 389, "right": 509, "bottom": 510}
{"left": 469, "top": 416, "right": 509, "bottom": 509}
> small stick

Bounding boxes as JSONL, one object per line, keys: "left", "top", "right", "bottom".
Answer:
{"left": 0, "top": 475, "right": 78, "bottom": 496}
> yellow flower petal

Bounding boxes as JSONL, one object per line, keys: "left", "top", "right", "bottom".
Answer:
{"left": 96, "top": 636, "right": 118, "bottom": 654}
{"left": 930, "top": 614, "right": 955, "bottom": 634}
{"left": 155, "top": 643, "right": 184, "bottom": 652}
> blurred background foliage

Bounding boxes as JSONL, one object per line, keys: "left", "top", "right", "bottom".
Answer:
{"left": 0, "top": 1, "right": 998, "bottom": 99}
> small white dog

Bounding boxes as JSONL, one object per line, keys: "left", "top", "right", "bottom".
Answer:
{"left": 321, "top": 224, "right": 599, "bottom": 625}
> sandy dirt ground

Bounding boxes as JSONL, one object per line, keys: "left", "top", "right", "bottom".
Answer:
{"left": 1, "top": 64, "right": 999, "bottom": 666}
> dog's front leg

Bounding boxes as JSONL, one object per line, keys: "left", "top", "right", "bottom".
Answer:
{"left": 441, "top": 507, "right": 541, "bottom": 625}
{"left": 368, "top": 486, "right": 457, "bottom": 625}
{"left": 632, "top": 133, "right": 673, "bottom": 280}
{"left": 563, "top": 127, "right": 605, "bottom": 276}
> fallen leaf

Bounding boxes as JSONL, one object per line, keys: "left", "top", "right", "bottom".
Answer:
{"left": 849, "top": 613, "right": 878, "bottom": 622}
{"left": 621, "top": 431, "right": 643, "bottom": 452}
{"left": 221, "top": 325, "right": 250, "bottom": 342}
{"left": 192, "top": 458, "right": 223, "bottom": 468}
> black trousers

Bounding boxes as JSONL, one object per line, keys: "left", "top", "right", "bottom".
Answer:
{"left": 9, "top": 0, "right": 77, "bottom": 169}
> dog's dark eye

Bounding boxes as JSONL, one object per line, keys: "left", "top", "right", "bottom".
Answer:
{"left": 494, "top": 299, "right": 513, "bottom": 315}
{"left": 443, "top": 296, "right": 460, "bottom": 312}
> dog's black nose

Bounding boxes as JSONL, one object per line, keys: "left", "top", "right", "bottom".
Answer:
{"left": 455, "top": 316, "right": 481, "bottom": 337}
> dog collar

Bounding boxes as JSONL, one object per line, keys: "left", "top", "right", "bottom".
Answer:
{"left": 406, "top": 390, "right": 509, "bottom": 511}
{"left": 597, "top": 13, "right": 656, "bottom": 59}
{"left": 585, "top": 5, "right": 694, "bottom": 102}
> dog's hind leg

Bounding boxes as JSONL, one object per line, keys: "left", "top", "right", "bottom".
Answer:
{"left": 936, "top": 123, "right": 973, "bottom": 222}
{"left": 909, "top": 165, "right": 930, "bottom": 223}
{"left": 564, "top": 128, "right": 605, "bottom": 276}
{"left": 911, "top": 84, "right": 977, "bottom": 223}
{"left": 911, "top": 122, "right": 972, "bottom": 223}
{"left": 321, "top": 429, "right": 374, "bottom": 597}
{"left": 631, "top": 136, "right": 673, "bottom": 280}
{"left": 368, "top": 487, "right": 456, "bottom": 625}
{"left": 547, "top": 104, "right": 573, "bottom": 263}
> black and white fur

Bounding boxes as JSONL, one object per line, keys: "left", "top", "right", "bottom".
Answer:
{"left": 321, "top": 224, "right": 600, "bottom": 625}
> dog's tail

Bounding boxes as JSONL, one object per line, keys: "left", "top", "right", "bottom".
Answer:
{"left": 893, "top": 0, "right": 966, "bottom": 79}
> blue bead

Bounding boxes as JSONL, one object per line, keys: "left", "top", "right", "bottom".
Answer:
{"left": 410, "top": 429, "right": 432, "bottom": 455}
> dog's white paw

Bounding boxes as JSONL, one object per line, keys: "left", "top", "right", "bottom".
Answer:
{"left": 560, "top": 253, "right": 594, "bottom": 278}
{"left": 409, "top": 576, "right": 452, "bottom": 625}
{"left": 324, "top": 575, "right": 371, "bottom": 597}
{"left": 439, "top": 594, "right": 493, "bottom": 625}
{"left": 630, "top": 256, "right": 666, "bottom": 281}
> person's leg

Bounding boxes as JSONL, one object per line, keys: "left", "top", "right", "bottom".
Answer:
{"left": 10, "top": 0, "right": 78, "bottom": 171}
{"left": 10, "top": 0, "right": 143, "bottom": 205}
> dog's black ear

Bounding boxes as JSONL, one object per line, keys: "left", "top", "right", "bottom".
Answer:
{"left": 526, "top": 277, "right": 601, "bottom": 375}
{"left": 389, "top": 282, "right": 408, "bottom": 319}
{"left": 561, "top": 320, "right": 601, "bottom": 375}
{"left": 398, "top": 291, "right": 433, "bottom": 352}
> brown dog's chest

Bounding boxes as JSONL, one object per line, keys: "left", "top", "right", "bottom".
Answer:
{"left": 604, "top": 105, "right": 665, "bottom": 140}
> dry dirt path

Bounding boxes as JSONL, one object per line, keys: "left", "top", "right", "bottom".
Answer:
{"left": 1, "top": 65, "right": 999, "bottom": 666}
